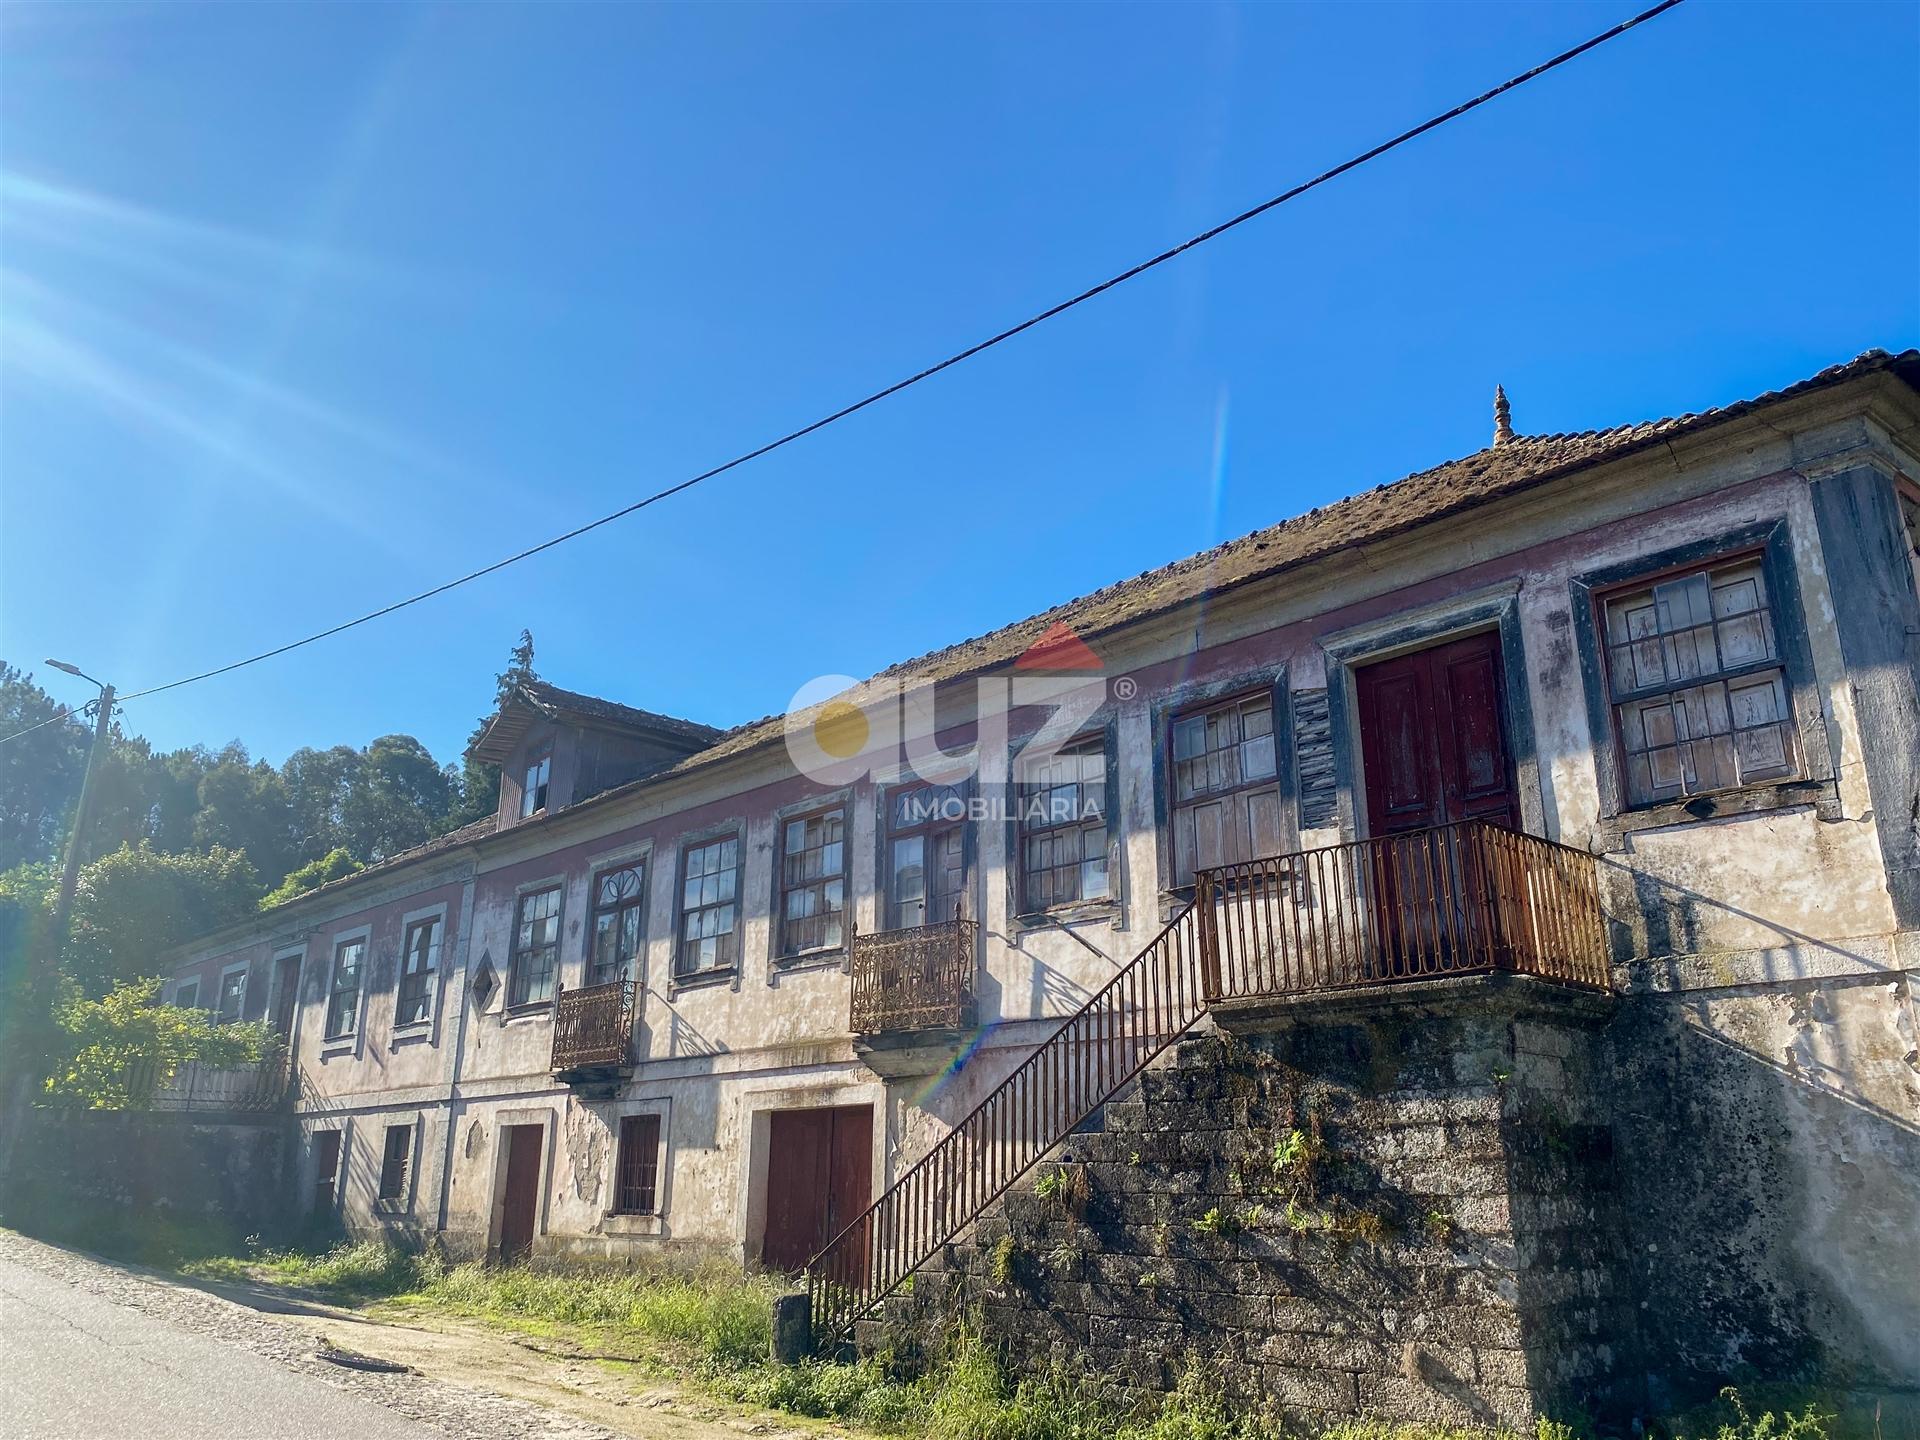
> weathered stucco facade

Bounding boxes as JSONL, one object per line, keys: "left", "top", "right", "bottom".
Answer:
{"left": 165, "top": 352, "right": 1920, "bottom": 1415}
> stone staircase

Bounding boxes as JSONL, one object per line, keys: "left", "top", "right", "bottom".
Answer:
{"left": 859, "top": 977, "right": 1631, "bottom": 1432}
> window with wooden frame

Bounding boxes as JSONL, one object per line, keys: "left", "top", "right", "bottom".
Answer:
{"left": 509, "top": 886, "right": 562, "bottom": 1007}
{"left": 886, "top": 783, "right": 966, "bottom": 929}
{"left": 1168, "top": 690, "right": 1281, "bottom": 887}
{"left": 777, "top": 806, "right": 846, "bottom": 959}
{"left": 588, "top": 864, "right": 647, "bottom": 986}
{"left": 612, "top": 1113, "right": 662, "bottom": 1215}
{"left": 1598, "top": 553, "right": 1800, "bottom": 809}
{"left": 213, "top": 965, "right": 248, "bottom": 1024}
{"left": 676, "top": 834, "right": 741, "bottom": 978}
{"left": 312, "top": 1130, "right": 342, "bottom": 1212}
{"left": 325, "top": 937, "right": 365, "bottom": 1039}
{"left": 521, "top": 740, "right": 552, "bottom": 818}
{"left": 395, "top": 916, "right": 440, "bottom": 1027}
{"left": 172, "top": 979, "right": 200, "bottom": 1010}
{"left": 1017, "top": 735, "right": 1109, "bottom": 912}
{"left": 378, "top": 1123, "right": 413, "bottom": 1202}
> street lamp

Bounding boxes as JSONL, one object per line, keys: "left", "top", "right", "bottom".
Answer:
{"left": 44, "top": 659, "right": 117, "bottom": 964}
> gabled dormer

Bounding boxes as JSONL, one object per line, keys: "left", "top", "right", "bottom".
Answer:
{"left": 469, "top": 680, "right": 723, "bottom": 829}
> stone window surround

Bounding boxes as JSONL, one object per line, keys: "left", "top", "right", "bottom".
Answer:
{"left": 213, "top": 959, "right": 250, "bottom": 1025}
{"left": 602, "top": 1095, "right": 672, "bottom": 1237}
{"left": 766, "top": 787, "right": 855, "bottom": 980}
{"left": 170, "top": 976, "right": 201, "bottom": 1010}
{"left": 373, "top": 1112, "right": 425, "bottom": 1216}
{"left": 307, "top": 1118, "right": 349, "bottom": 1214}
{"left": 871, "top": 773, "right": 977, "bottom": 939}
{"left": 1568, "top": 516, "right": 1840, "bottom": 850}
{"left": 267, "top": 943, "right": 305, "bottom": 1046}
{"left": 502, "top": 875, "right": 566, "bottom": 1020}
{"left": 1149, "top": 665, "right": 1289, "bottom": 910}
{"left": 667, "top": 817, "right": 748, "bottom": 998}
{"left": 319, "top": 923, "right": 373, "bottom": 1062}
{"left": 1319, "top": 580, "right": 1547, "bottom": 850}
{"left": 1005, "top": 714, "right": 1126, "bottom": 935}
{"left": 391, "top": 901, "right": 450, "bottom": 1046}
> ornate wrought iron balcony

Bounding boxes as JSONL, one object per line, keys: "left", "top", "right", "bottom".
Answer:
{"left": 849, "top": 917, "right": 977, "bottom": 1036}
{"left": 551, "top": 979, "right": 637, "bottom": 1079}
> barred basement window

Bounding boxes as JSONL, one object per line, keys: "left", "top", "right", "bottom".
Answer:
{"left": 1601, "top": 555, "right": 1800, "bottom": 807}
{"left": 613, "top": 1113, "right": 661, "bottom": 1215}
{"left": 378, "top": 1123, "right": 412, "bottom": 1202}
{"left": 326, "top": 937, "right": 365, "bottom": 1039}
{"left": 1018, "top": 735, "right": 1109, "bottom": 912}
{"left": 778, "top": 807, "right": 845, "bottom": 958}
{"left": 396, "top": 916, "right": 440, "bottom": 1026}
{"left": 509, "top": 886, "right": 562, "bottom": 1006}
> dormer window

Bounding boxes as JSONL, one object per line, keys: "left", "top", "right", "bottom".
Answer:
{"left": 521, "top": 741, "right": 552, "bottom": 818}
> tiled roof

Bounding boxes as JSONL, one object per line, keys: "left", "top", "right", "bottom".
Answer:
{"left": 515, "top": 680, "right": 722, "bottom": 745}
{"left": 659, "top": 347, "right": 1920, "bottom": 774}
{"left": 233, "top": 347, "right": 1920, "bottom": 935}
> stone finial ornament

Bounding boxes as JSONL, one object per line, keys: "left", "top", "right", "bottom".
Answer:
{"left": 1493, "top": 384, "right": 1515, "bottom": 447}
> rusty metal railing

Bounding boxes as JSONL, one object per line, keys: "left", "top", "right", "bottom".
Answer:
{"left": 849, "top": 917, "right": 977, "bottom": 1035}
{"left": 551, "top": 979, "right": 637, "bottom": 1071}
{"left": 806, "top": 820, "right": 1609, "bottom": 1348}
{"left": 809, "top": 902, "right": 1204, "bottom": 1344}
{"left": 105, "top": 1044, "right": 292, "bottom": 1114}
{"left": 1195, "top": 819, "right": 1611, "bottom": 999}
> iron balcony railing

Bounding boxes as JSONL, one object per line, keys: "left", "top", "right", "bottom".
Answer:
{"left": 849, "top": 917, "right": 977, "bottom": 1035}
{"left": 116, "top": 1044, "right": 292, "bottom": 1114}
{"left": 1195, "top": 819, "right": 1611, "bottom": 1000}
{"left": 551, "top": 979, "right": 637, "bottom": 1072}
{"left": 807, "top": 819, "right": 1611, "bottom": 1347}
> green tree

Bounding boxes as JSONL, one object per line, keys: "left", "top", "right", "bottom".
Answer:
{"left": 43, "top": 978, "right": 271, "bottom": 1110}
{"left": 260, "top": 846, "right": 364, "bottom": 909}
{"left": 0, "top": 665, "right": 88, "bottom": 872}
{"left": 62, "top": 844, "right": 262, "bottom": 996}
{"left": 340, "top": 734, "right": 453, "bottom": 861}
{"left": 282, "top": 743, "right": 361, "bottom": 863}
{"left": 192, "top": 743, "right": 298, "bottom": 882}
{"left": 446, "top": 629, "right": 536, "bottom": 828}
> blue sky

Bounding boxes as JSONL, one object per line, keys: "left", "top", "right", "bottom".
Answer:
{"left": 2, "top": 1, "right": 1915, "bottom": 766}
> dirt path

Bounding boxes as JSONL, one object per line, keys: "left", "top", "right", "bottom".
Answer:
{"left": 0, "top": 1230, "right": 840, "bottom": 1440}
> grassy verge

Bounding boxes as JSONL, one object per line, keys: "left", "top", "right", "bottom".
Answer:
{"left": 135, "top": 1236, "right": 1852, "bottom": 1440}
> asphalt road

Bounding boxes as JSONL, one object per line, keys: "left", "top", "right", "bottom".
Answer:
{"left": 0, "top": 1252, "right": 444, "bottom": 1440}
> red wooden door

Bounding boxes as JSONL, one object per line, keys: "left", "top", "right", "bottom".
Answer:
{"left": 1356, "top": 630, "right": 1517, "bottom": 834}
{"left": 762, "top": 1106, "right": 873, "bottom": 1273}
{"left": 499, "top": 1124, "right": 544, "bottom": 1264}
{"left": 1355, "top": 632, "right": 1519, "bottom": 975}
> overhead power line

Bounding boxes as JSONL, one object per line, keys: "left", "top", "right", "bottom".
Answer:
{"left": 4, "top": 0, "right": 1686, "bottom": 747}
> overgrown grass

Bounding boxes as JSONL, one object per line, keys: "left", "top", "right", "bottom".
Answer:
{"left": 154, "top": 1237, "right": 1851, "bottom": 1440}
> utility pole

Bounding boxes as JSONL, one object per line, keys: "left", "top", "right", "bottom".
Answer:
{"left": 45, "top": 664, "right": 114, "bottom": 965}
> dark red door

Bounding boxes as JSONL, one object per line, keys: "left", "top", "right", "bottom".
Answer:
{"left": 1355, "top": 632, "right": 1519, "bottom": 974}
{"left": 761, "top": 1106, "right": 873, "bottom": 1273}
{"left": 499, "top": 1124, "right": 544, "bottom": 1264}
{"left": 1356, "top": 630, "right": 1518, "bottom": 834}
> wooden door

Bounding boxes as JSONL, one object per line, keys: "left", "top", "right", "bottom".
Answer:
{"left": 498, "top": 1124, "right": 544, "bottom": 1264}
{"left": 1355, "top": 632, "right": 1519, "bottom": 973}
{"left": 761, "top": 1106, "right": 873, "bottom": 1273}
{"left": 312, "top": 1130, "right": 341, "bottom": 1214}
{"left": 270, "top": 955, "right": 300, "bottom": 1039}
{"left": 1357, "top": 630, "right": 1517, "bottom": 835}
